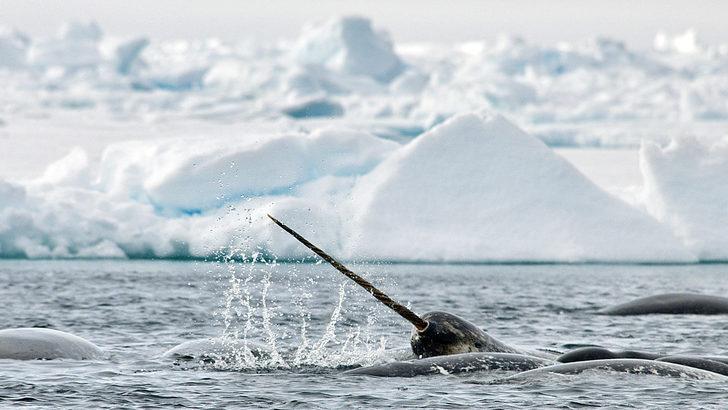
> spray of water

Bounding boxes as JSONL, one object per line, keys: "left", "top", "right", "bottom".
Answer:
{"left": 200, "top": 204, "right": 390, "bottom": 371}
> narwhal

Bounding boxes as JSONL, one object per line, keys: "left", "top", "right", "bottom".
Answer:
{"left": 267, "top": 214, "right": 554, "bottom": 375}
{"left": 267, "top": 215, "right": 728, "bottom": 380}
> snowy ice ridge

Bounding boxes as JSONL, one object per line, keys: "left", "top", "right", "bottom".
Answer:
{"left": 0, "top": 17, "right": 726, "bottom": 262}
{"left": 0, "top": 112, "right": 724, "bottom": 262}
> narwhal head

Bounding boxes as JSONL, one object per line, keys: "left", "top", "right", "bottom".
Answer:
{"left": 267, "top": 214, "right": 505, "bottom": 359}
{"left": 410, "top": 311, "right": 495, "bottom": 358}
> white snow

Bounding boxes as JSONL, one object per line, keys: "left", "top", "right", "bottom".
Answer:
{"left": 641, "top": 136, "right": 728, "bottom": 260}
{"left": 95, "top": 127, "right": 396, "bottom": 211}
{"left": 0, "top": 126, "right": 394, "bottom": 259}
{"left": 348, "top": 113, "right": 693, "bottom": 262}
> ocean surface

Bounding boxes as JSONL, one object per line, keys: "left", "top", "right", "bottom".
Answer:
{"left": 2, "top": 260, "right": 728, "bottom": 408}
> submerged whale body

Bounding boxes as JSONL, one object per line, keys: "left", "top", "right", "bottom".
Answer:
{"left": 500, "top": 359, "right": 728, "bottom": 381}
{"left": 0, "top": 328, "right": 102, "bottom": 360}
{"left": 345, "top": 352, "right": 554, "bottom": 377}
{"left": 600, "top": 293, "right": 728, "bottom": 315}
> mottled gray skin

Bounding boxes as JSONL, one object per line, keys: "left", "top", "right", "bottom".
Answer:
{"left": 600, "top": 293, "right": 728, "bottom": 315}
{"left": 557, "top": 347, "right": 661, "bottom": 363}
{"left": 410, "top": 311, "right": 523, "bottom": 358}
{"left": 501, "top": 359, "right": 728, "bottom": 381}
{"left": 0, "top": 328, "right": 102, "bottom": 360}
{"left": 345, "top": 352, "right": 554, "bottom": 377}
{"left": 657, "top": 356, "right": 728, "bottom": 376}
{"left": 557, "top": 348, "right": 728, "bottom": 377}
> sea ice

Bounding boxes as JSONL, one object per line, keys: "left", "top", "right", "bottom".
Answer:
{"left": 0, "top": 16, "right": 726, "bottom": 262}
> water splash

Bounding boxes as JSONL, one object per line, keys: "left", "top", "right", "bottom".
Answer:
{"left": 194, "top": 187, "right": 393, "bottom": 371}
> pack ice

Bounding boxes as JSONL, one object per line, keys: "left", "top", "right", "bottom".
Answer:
{"left": 3, "top": 17, "right": 728, "bottom": 146}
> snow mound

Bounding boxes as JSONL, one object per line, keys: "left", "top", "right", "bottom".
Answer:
{"left": 97, "top": 128, "right": 396, "bottom": 211}
{"left": 348, "top": 113, "right": 694, "bottom": 262}
{"left": 294, "top": 16, "right": 404, "bottom": 82}
{"left": 641, "top": 136, "right": 728, "bottom": 260}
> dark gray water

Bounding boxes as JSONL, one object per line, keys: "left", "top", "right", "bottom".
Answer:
{"left": 2, "top": 260, "right": 728, "bottom": 408}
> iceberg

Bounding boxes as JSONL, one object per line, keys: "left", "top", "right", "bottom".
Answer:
{"left": 348, "top": 113, "right": 695, "bottom": 262}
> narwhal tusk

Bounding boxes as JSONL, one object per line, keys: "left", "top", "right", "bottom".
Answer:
{"left": 267, "top": 214, "right": 429, "bottom": 331}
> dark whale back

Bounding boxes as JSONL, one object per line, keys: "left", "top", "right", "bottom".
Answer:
{"left": 600, "top": 293, "right": 728, "bottom": 315}
{"left": 657, "top": 356, "right": 728, "bottom": 376}
{"left": 557, "top": 347, "right": 661, "bottom": 363}
{"left": 410, "top": 311, "right": 520, "bottom": 358}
